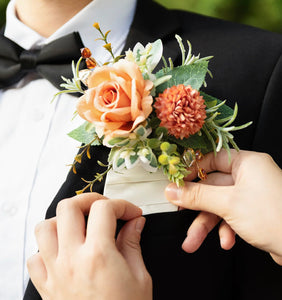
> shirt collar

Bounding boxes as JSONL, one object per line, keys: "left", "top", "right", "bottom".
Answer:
{"left": 5, "top": 0, "right": 45, "bottom": 50}
{"left": 5, "top": 0, "right": 137, "bottom": 63}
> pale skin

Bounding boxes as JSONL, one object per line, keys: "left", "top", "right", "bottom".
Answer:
{"left": 27, "top": 194, "right": 152, "bottom": 300}
{"left": 15, "top": 0, "right": 93, "bottom": 37}
{"left": 165, "top": 149, "right": 282, "bottom": 265}
{"left": 27, "top": 150, "right": 282, "bottom": 300}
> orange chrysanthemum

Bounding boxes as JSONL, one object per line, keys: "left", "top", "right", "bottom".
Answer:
{"left": 154, "top": 84, "right": 206, "bottom": 139}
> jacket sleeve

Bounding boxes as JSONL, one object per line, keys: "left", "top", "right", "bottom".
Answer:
{"left": 252, "top": 52, "right": 282, "bottom": 167}
{"left": 23, "top": 280, "right": 41, "bottom": 300}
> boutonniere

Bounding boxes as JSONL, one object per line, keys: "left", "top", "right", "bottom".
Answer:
{"left": 54, "top": 23, "right": 252, "bottom": 194}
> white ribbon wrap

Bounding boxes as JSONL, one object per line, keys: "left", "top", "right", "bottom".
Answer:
{"left": 104, "top": 166, "right": 178, "bottom": 215}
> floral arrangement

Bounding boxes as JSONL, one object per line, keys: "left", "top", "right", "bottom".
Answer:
{"left": 54, "top": 23, "right": 252, "bottom": 194}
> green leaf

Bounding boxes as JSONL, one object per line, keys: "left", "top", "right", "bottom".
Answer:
{"left": 135, "top": 126, "right": 146, "bottom": 137}
{"left": 145, "top": 151, "right": 152, "bottom": 162}
{"left": 155, "top": 126, "right": 167, "bottom": 136}
{"left": 130, "top": 154, "right": 139, "bottom": 165}
{"left": 205, "top": 99, "right": 217, "bottom": 109}
{"left": 168, "top": 132, "right": 213, "bottom": 155}
{"left": 97, "top": 160, "right": 108, "bottom": 167}
{"left": 68, "top": 122, "right": 101, "bottom": 145}
{"left": 155, "top": 61, "right": 208, "bottom": 94}
{"left": 147, "top": 138, "right": 161, "bottom": 149}
{"left": 148, "top": 117, "right": 161, "bottom": 130}
{"left": 108, "top": 137, "right": 129, "bottom": 146}
{"left": 85, "top": 122, "right": 96, "bottom": 131}
{"left": 149, "top": 153, "right": 158, "bottom": 168}
{"left": 201, "top": 92, "right": 234, "bottom": 120}
{"left": 116, "top": 158, "right": 125, "bottom": 168}
{"left": 153, "top": 75, "right": 172, "bottom": 88}
{"left": 167, "top": 143, "right": 177, "bottom": 154}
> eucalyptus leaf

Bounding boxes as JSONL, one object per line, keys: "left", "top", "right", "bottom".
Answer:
{"left": 85, "top": 122, "right": 96, "bottom": 131}
{"left": 155, "top": 61, "right": 208, "bottom": 94}
{"left": 68, "top": 122, "right": 101, "bottom": 145}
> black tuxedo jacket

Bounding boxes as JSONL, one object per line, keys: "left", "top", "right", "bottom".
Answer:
{"left": 24, "top": 1, "right": 282, "bottom": 299}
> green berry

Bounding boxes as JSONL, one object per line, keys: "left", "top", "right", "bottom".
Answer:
{"left": 160, "top": 141, "right": 170, "bottom": 152}
{"left": 158, "top": 154, "right": 169, "bottom": 165}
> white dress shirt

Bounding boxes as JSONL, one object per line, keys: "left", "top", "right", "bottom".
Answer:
{"left": 0, "top": 0, "right": 137, "bottom": 298}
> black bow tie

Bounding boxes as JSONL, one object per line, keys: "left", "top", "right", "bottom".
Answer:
{"left": 0, "top": 32, "right": 85, "bottom": 90}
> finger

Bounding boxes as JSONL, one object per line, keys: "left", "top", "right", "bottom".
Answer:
{"left": 218, "top": 220, "right": 236, "bottom": 250}
{"left": 177, "top": 172, "right": 233, "bottom": 211}
{"left": 86, "top": 199, "right": 143, "bottom": 248}
{"left": 182, "top": 212, "right": 220, "bottom": 253}
{"left": 165, "top": 181, "right": 231, "bottom": 218}
{"left": 56, "top": 193, "right": 107, "bottom": 251}
{"left": 34, "top": 218, "right": 58, "bottom": 262}
{"left": 181, "top": 172, "right": 234, "bottom": 252}
{"left": 201, "top": 172, "right": 234, "bottom": 186}
{"left": 116, "top": 217, "right": 148, "bottom": 280}
{"left": 27, "top": 253, "right": 47, "bottom": 292}
{"left": 184, "top": 149, "right": 243, "bottom": 181}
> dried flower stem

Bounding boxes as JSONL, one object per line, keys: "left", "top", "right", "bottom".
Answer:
{"left": 68, "top": 135, "right": 101, "bottom": 174}
{"left": 93, "top": 24, "right": 116, "bottom": 61}
{"left": 76, "top": 165, "right": 112, "bottom": 194}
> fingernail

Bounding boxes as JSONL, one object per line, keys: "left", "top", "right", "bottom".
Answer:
{"left": 165, "top": 183, "right": 181, "bottom": 203}
{"left": 135, "top": 217, "right": 146, "bottom": 233}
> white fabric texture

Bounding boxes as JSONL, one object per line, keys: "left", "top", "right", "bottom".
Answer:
{"left": 0, "top": 0, "right": 137, "bottom": 298}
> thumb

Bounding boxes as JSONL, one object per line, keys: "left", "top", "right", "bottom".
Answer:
{"left": 116, "top": 217, "right": 148, "bottom": 279}
{"left": 165, "top": 182, "right": 231, "bottom": 218}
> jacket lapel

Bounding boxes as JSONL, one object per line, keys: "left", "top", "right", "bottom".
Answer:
{"left": 46, "top": 0, "right": 183, "bottom": 218}
{"left": 123, "top": 0, "right": 181, "bottom": 65}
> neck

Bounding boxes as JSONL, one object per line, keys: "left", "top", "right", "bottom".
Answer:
{"left": 15, "top": 0, "right": 92, "bottom": 37}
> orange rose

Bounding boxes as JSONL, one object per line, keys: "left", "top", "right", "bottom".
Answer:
{"left": 77, "top": 59, "right": 153, "bottom": 144}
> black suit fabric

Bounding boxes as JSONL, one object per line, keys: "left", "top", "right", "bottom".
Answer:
{"left": 24, "top": 0, "right": 282, "bottom": 299}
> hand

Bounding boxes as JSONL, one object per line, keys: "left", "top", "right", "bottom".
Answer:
{"left": 177, "top": 175, "right": 236, "bottom": 253}
{"left": 165, "top": 150, "right": 282, "bottom": 265}
{"left": 27, "top": 193, "right": 152, "bottom": 300}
